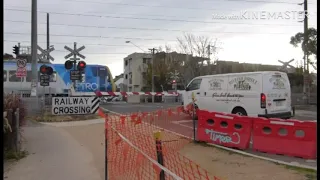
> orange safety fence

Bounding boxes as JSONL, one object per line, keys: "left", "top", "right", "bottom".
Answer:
{"left": 98, "top": 107, "right": 223, "bottom": 180}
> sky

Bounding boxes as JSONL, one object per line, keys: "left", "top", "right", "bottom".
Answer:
{"left": 4, "top": 0, "right": 318, "bottom": 77}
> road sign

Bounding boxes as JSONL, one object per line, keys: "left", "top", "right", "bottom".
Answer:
{"left": 51, "top": 97, "right": 100, "bottom": 115}
{"left": 40, "top": 74, "right": 50, "bottom": 86}
{"left": 16, "top": 59, "right": 27, "bottom": 68}
{"left": 70, "top": 70, "right": 82, "bottom": 80}
{"left": 37, "top": 45, "right": 55, "bottom": 62}
{"left": 64, "top": 43, "right": 86, "bottom": 59}
{"left": 16, "top": 67, "right": 27, "bottom": 77}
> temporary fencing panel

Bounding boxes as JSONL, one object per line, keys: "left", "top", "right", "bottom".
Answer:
{"left": 99, "top": 107, "right": 223, "bottom": 180}
{"left": 197, "top": 110, "right": 253, "bottom": 150}
{"left": 252, "top": 118, "right": 317, "bottom": 159}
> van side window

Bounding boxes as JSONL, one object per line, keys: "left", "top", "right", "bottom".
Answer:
{"left": 187, "top": 79, "right": 202, "bottom": 91}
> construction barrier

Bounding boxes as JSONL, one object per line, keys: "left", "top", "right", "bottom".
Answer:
{"left": 98, "top": 108, "right": 223, "bottom": 180}
{"left": 197, "top": 110, "right": 252, "bottom": 150}
{"left": 252, "top": 118, "right": 317, "bottom": 159}
{"left": 197, "top": 109, "right": 317, "bottom": 159}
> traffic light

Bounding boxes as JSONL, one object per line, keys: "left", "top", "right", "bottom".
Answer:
{"left": 77, "top": 61, "right": 86, "bottom": 70}
{"left": 13, "top": 45, "right": 20, "bottom": 55}
{"left": 172, "top": 80, "right": 176, "bottom": 84}
{"left": 40, "top": 65, "right": 53, "bottom": 75}
{"left": 64, "top": 60, "right": 73, "bottom": 70}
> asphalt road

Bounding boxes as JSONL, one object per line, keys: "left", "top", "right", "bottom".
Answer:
{"left": 100, "top": 102, "right": 182, "bottom": 114}
{"left": 100, "top": 102, "right": 317, "bottom": 169}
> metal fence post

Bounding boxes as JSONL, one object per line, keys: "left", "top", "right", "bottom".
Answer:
{"left": 105, "top": 113, "right": 108, "bottom": 180}
{"left": 154, "top": 131, "right": 165, "bottom": 180}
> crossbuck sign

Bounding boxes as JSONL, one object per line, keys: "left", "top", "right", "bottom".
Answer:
{"left": 52, "top": 97, "right": 100, "bottom": 115}
{"left": 38, "top": 45, "right": 55, "bottom": 61}
{"left": 64, "top": 43, "right": 86, "bottom": 60}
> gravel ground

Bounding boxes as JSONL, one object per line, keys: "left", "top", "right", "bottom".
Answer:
{"left": 63, "top": 123, "right": 316, "bottom": 180}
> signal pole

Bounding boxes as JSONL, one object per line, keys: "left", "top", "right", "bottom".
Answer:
{"left": 47, "top": 13, "right": 50, "bottom": 62}
{"left": 302, "top": 0, "right": 309, "bottom": 104}
{"left": 31, "top": 0, "right": 38, "bottom": 97}
{"left": 149, "top": 48, "right": 157, "bottom": 103}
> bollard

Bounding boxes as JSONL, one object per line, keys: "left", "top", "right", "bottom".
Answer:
{"left": 153, "top": 131, "right": 165, "bottom": 180}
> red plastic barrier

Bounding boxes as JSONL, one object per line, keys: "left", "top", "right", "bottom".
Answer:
{"left": 197, "top": 110, "right": 253, "bottom": 150}
{"left": 252, "top": 118, "right": 317, "bottom": 159}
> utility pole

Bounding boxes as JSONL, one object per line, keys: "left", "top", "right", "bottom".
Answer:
{"left": 302, "top": 0, "right": 309, "bottom": 104}
{"left": 149, "top": 48, "right": 157, "bottom": 103}
{"left": 31, "top": 0, "right": 38, "bottom": 97}
{"left": 47, "top": 13, "right": 50, "bottom": 62}
{"left": 207, "top": 45, "right": 211, "bottom": 74}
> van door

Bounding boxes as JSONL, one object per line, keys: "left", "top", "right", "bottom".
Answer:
{"left": 183, "top": 78, "right": 203, "bottom": 110}
{"left": 201, "top": 77, "right": 228, "bottom": 112}
{"left": 263, "top": 72, "right": 291, "bottom": 113}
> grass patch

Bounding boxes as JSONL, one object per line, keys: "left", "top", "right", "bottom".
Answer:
{"left": 26, "top": 112, "right": 101, "bottom": 122}
{"left": 284, "top": 165, "right": 317, "bottom": 180}
{"left": 4, "top": 150, "right": 28, "bottom": 160}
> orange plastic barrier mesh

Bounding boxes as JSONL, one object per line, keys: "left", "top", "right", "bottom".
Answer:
{"left": 99, "top": 107, "right": 223, "bottom": 180}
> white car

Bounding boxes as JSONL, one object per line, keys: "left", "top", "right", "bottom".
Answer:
{"left": 183, "top": 71, "right": 294, "bottom": 119}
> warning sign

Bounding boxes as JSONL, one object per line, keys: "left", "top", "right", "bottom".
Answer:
{"left": 51, "top": 97, "right": 100, "bottom": 115}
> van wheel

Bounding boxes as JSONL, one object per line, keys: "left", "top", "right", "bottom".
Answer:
{"left": 232, "top": 107, "right": 247, "bottom": 116}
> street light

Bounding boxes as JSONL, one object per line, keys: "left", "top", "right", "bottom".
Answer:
{"left": 125, "top": 41, "right": 146, "bottom": 53}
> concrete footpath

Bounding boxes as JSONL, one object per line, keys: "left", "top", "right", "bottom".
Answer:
{"left": 4, "top": 120, "right": 102, "bottom": 180}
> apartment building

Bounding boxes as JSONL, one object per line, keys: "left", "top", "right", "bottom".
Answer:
{"left": 123, "top": 53, "right": 152, "bottom": 92}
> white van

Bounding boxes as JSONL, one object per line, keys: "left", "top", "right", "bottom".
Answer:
{"left": 183, "top": 71, "right": 294, "bottom": 119}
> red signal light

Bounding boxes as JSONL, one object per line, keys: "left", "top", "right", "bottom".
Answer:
{"left": 172, "top": 80, "right": 176, "bottom": 83}
{"left": 77, "top": 61, "right": 86, "bottom": 70}
{"left": 39, "top": 65, "right": 53, "bottom": 75}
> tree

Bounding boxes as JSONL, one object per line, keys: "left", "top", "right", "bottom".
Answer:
{"left": 290, "top": 28, "right": 317, "bottom": 67}
{"left": 176, "top": 33, "right": 221, "bottom": 86}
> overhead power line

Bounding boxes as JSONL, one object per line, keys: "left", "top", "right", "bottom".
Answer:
{"left": 4, "top": 20, "right": 295, "bottom": 35}
{"left": 4, "top": 8, "right": 302, "bottom": 27}
{"left": 4, "top": 32, "right": 176, "bottom": 41}
{"left": 63, "top": 0, "right": 314, "bottom": 11}
{"left": 4, "top": 40, "right": 149, "bottom": 47}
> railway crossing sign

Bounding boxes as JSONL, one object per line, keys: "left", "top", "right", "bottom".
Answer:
{"left": 51, "top": 97, "right": 100, "bottom": 115}
{"left": 40, "top": 75, "right": 50, "bottom": 86}
{"left": 64, "top": 43, "right": 86, "bottom": 60}
{"left": 38, "top": 45, "right": 55, "bottom": 62}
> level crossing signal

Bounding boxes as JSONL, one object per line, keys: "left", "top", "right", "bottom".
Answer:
{"left": 65, "top": 60, "right": 74, "bottom": 70}
{"left": 40, "top": 65, "right": 53, "bottom": 75}
{"left": 13, "top": 45, "right": 20, "bottom": 55}
{"left": 77, "top": 61, "right": 86, "bottom": 70}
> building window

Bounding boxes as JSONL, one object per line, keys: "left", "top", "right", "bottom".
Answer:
{"left": 125, "top": 60, "right": 128, "bottom": 66}
{"left": 3, "top": 71, "right": 7, "bottom": 82}
{"left": 9, "top": 71, "right": 23, "bottom": 82}
{"left": 125, "top": 74, "right": 128, "bottom": 79}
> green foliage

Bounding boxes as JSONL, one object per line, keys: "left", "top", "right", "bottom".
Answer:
{"left": 4, "top": 149, "right": 28, "bottom": 160}
{"left": 290, "top": 28, "right": 317, "bottom": 63}
{"left": 4, "top": 94, "right": 26, "bottom": 127}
